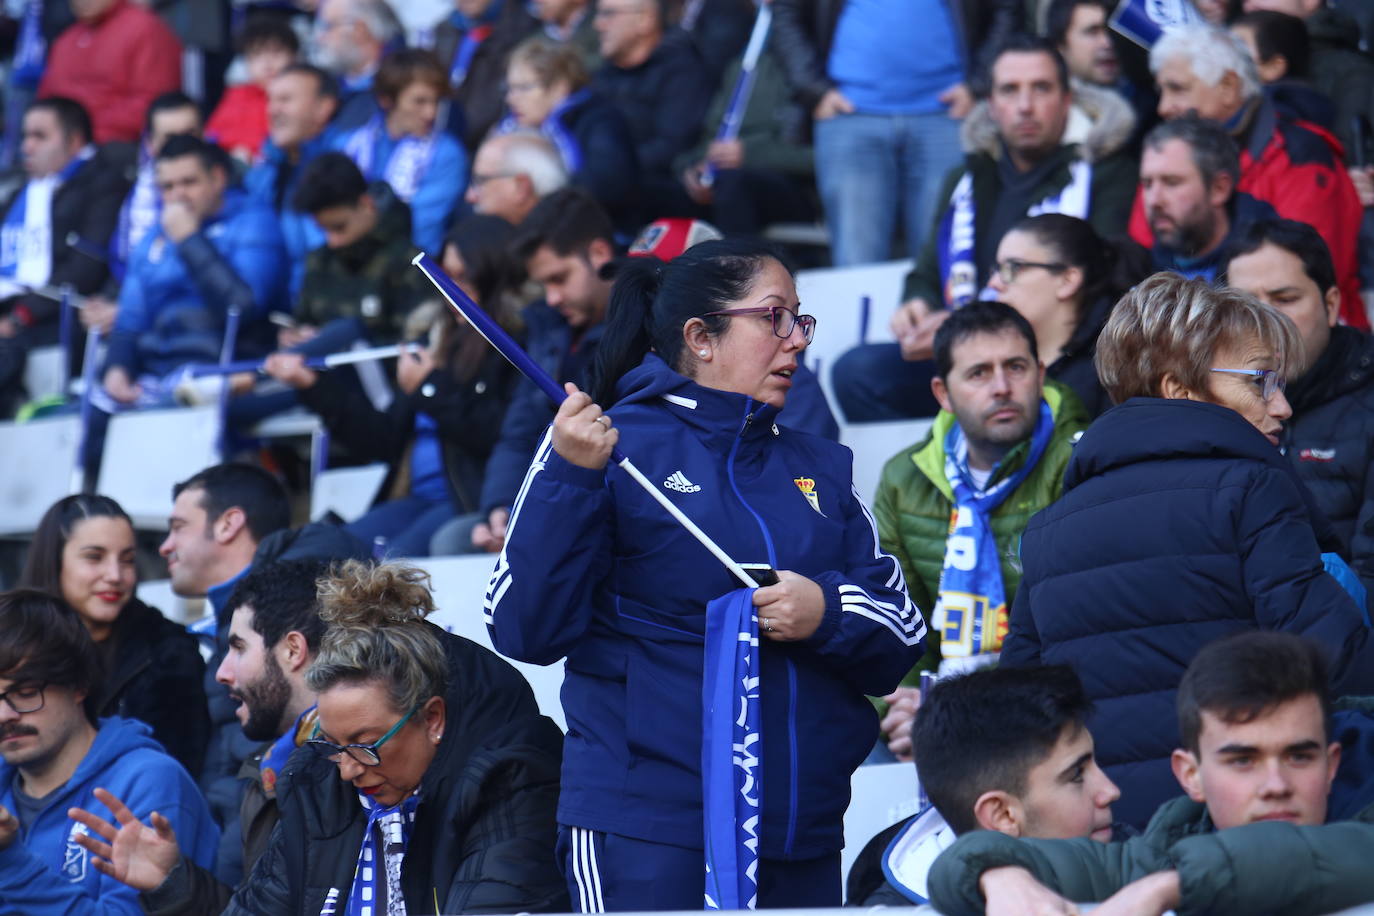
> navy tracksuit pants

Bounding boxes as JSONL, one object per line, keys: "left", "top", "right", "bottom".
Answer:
{"left": 557, "top": 826, "right": 842, "bottom": 912}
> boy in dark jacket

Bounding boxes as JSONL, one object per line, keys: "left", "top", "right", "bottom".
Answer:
{"left": 1223, "top": 218, "right": 1374, "bottom": 603}
{"left": 930, "top": 631, "right": 1374, "bottom": 916}
{"left": 851, "top": 665, "right": 1119, "bottom": 907}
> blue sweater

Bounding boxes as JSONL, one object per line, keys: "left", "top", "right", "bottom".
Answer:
{"left": 107, "top": 188, "right": 287, "bottom": 378}
{"left": 487, "top": 353, "right": 926, "bottom": 857}
{"left": 0, "top": 717, "right": 219, "bottom": 915}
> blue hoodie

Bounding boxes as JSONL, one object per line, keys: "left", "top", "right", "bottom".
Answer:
{"left": 0, "top": 717, "right": 219, "bottom": 915}
{"left": 487, "top": 353, "right": 927, "bottom": 858}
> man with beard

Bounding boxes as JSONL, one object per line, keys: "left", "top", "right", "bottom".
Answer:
{"left": 872, "top": 301, "right": 1088, "bottom": 759}
{"left": 1140, "top": 115, "right": 1275, "bottom": 282}
{"left": 68, "top": 560, "right": 328, "bottom": 915}
{"left": 0, "top": 589, "right": 218, "bottom": 915}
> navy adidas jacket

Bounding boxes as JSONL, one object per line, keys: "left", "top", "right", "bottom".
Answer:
{"left": 486, "top": 353, "right": 926, "bottom": 858}
{"left": 1004, "top": 398, "right": 1374, "bottom": 828}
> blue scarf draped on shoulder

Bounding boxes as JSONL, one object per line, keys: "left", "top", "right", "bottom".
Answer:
{"left": 703, "top": 587, "right": 761, "bottom": 910}
{"left": 935, "top": 161, "right": 1094, "bottom": 308}
{"left": 494, "top": 88, "right": 592, "bottom": 176}
{"left": 933, "top": 400, "right": 1053, "bottom": 665}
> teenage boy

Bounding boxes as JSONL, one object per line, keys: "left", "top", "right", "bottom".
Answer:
{"left": 928, "top": 631, "right": 1374, "bottom": 916}
{"left": 854, "top": 665, "right": 1120, "bottom": 906}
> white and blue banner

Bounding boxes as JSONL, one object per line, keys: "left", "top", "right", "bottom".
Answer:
{"left": 1109, "top": 0, "right": 1204, "bottom": 48}
{"left": 703, "top": 588, "right": 762, "bottom": 910}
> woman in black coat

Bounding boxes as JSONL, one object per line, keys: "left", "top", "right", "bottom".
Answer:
{"left": 500, "top": 35, "right": 641, "bottom": 231}
{"left": 19, "top": 494, "right": 209, "bottom": 777}
{"left": 1002, "top": 273, "right": 1374, "bottom": 828}
{"left": 222, "top": 560, "right": 567, "bottom": 916}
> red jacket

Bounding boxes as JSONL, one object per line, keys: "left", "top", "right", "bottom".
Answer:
{"left": 1130, "top": 98, "right": 1367, "bottom": 330}
{"left": 206, "top": 84, "right": 269, "bottom": 160}
{"left": 38, "top": 0, "right": 182, "bottom": 145}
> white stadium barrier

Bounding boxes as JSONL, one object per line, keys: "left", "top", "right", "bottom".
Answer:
{"left": 97, "top": 405, "right": 222, "bottom": 530}
{"left": 0, "top": 415, "right": 81, "bottom": 535}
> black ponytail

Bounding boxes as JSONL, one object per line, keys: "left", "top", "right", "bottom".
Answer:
{"left": 589, "top": 238, "right": 785, "bottom": 405}
{"left": 589, "top": 256, "right": 664, "bottom": 405}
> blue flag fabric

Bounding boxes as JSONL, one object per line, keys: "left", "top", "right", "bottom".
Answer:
{"left": 703, "top": 587, "right": 762, "bottom": 910}
{"left": 1109, "top": 0, "right": 1203, "bottom": 48}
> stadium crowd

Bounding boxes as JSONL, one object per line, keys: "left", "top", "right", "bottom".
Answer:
{"left": 0, "top": 0, "right": 1373, "bottom": 912}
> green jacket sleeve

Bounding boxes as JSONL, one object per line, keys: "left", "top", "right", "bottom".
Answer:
{"left": 902, "top": 166, "right": 967, "bottom": 305}
{"left": 1172, "top": 820, "right": 1374, "bottom": 916}
{"left": 927, "top": 830, "right": 1170, "bottom": 916}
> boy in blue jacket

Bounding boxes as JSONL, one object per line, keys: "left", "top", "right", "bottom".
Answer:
{"left": 0, "top": 589, "right": 218, "bottom": 915}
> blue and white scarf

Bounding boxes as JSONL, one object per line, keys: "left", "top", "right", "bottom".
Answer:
{"left": 703, "top": 587, "right": 762, "bottom": 910}
{"left": 320, "top": 791, "right": 422, "bottom": 916}
{"left": 495, "top": 88, "right": 591, "bottom": 175}
{"left": 0, "top": 147, "right": 93, "bottom": 285}
{"left": 342, "top": 116, "right": 440, "bottom": 204}
{"left": 11, "top": 0, "right": 46, "bottom": 88}
{"left": 936, "top": 160, "right": 1094, "bottom": 308}
{"left": 933, "top": 400, "right": 1053, "bottom": 666}
{"left": 113, "top": 155, "right": 160, "bottom": 280}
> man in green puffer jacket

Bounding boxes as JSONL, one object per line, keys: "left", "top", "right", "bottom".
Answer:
{"left": 928, "top": 631, "right": 1374, "bottom": 916}
{"left": 872, "top": 302, "right": 1088, "bottom": 758}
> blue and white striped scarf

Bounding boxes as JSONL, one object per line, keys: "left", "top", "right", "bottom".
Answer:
{"left": 933, "top": 400, "right": 1053, "bottom": 666}
{"left": 0, "top": 147, "right": 93, "bottom": 284}
{"left": 342, "top": 116, "right": 440, "bottom": 204}
{"left": 936, "top": 160, "right": 1094, "bottom": 308}
{"left": 703, "top": 587, "right": 762, "bottom": 910}
{"left": 320, "top": 791, "right": 422, "bottom": 916}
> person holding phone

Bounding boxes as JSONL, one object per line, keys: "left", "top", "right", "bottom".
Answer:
{"left": 486, "top": 238, "right": 927, "bottom": 911}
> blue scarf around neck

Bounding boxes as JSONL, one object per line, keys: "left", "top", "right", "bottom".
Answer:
{"left": 934, "top": 399, "right": 1053, "bottom": 664}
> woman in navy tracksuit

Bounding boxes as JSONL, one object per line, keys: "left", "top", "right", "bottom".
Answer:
{"left": 486, "top": 239, "right": 927, "bottom": 910}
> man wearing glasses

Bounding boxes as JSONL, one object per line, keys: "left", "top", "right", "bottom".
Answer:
{"left": 1141, "top": 116, "right": 1276, "bottom": 283}
{"left": 0, "top": 589, "right": 219, "bottom": 915}
{"left": 871, "top": 301, "right": 1087, "bottom": 760}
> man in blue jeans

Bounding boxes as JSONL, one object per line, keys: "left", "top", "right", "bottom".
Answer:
{"left": 772, "top": 0, "right": 1020, "bottom": 267}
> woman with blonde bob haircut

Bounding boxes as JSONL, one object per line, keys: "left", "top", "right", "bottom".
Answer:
{"left": 222, "top": 560, "right": 568, "bottom": 916}
{"left": 1000, "top": 272, "right": 1374, "bottom": 830}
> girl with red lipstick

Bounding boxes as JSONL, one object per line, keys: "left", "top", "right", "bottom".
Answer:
{"left": 19, "top": 494, "right": 209, "bottom": 777}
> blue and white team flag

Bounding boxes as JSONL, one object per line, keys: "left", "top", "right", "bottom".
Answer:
{"left": 1109, "top": 0, "right": 1204, "bottom": 48}
{"left": 703, "top": 588, "right": 762, "bottom": 910}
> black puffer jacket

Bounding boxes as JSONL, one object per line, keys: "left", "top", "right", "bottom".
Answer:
{"left": 96, "top": 596, "right": 209, "bottom": 776}
{"left": 1003, "top": 398, "right": 1374, "bottom": 828}
{"left": 222, "top": 626, "right": 568, "bottom": 916}
{"left": 1285, "top": 326, "right": 1374, "bottom": 597}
